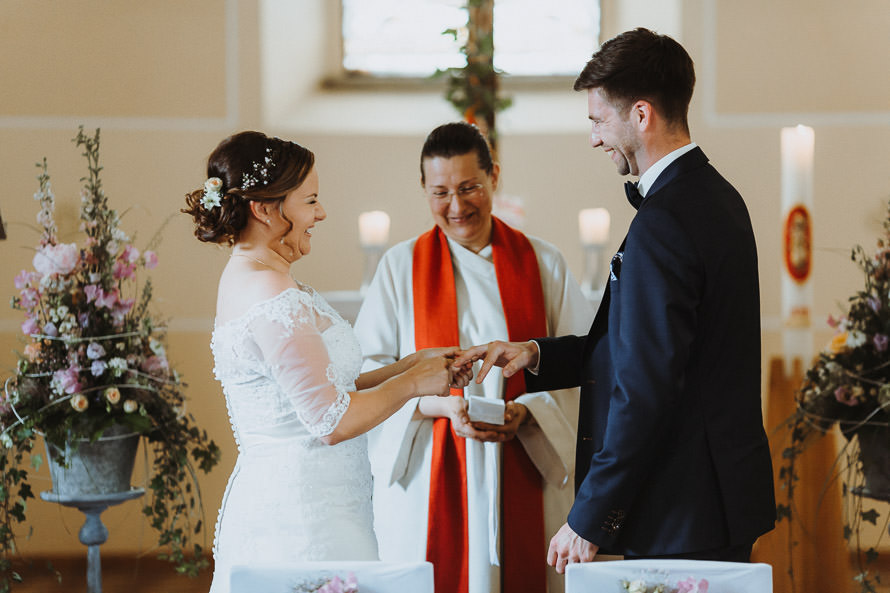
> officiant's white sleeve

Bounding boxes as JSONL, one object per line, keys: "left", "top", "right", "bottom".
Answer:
{"left": 354, "top": 240, "right": 424, "bottom": 485}
{"left": 250, "top": 291, "right": 350, "bottom": 437}
{"left": 515, "top": 237, "right": 595, "bottom": 487}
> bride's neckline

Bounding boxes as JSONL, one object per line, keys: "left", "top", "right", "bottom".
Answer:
{"left": 214, "top": 285, "right": 311, "bottom": 329}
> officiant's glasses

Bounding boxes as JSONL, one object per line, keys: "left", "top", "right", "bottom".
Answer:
{"left": 427, "top": 183, "right": 484, "bottom": 201}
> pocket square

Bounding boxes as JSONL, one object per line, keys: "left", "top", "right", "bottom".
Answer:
{"left": 610, "top": 251, "right": 624, "bottom": 281}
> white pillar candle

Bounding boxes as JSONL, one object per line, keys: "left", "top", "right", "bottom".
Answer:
{"left": 358, "top": 210, "right": 390, "bottom": 247}
{"left": 578, "top": 208, "right": 610, "bottom": 246}
{"left": 780, "top": 125, "right": 815, "bottom": 363}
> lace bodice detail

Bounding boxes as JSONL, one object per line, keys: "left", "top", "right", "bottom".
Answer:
{"left": 211, "top": 285, "right": 362, "bottom": 446}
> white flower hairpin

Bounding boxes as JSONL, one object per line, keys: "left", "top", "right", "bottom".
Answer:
{"left": 202, "top": 177, "right": 223, "bottom": 210}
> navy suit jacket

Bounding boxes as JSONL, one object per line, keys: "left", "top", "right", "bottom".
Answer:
{"left": 527, "top": 147, "right": 775, "bottom": 555}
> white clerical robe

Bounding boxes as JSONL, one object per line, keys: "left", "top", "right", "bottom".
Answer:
{"left": 353, "top": 233, "right": 594, "bottom": 593}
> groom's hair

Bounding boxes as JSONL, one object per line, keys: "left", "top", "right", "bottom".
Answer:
{"left": 420, "top": 122, "right": 494, "bottom": 186}
{"left": 574, "top": 27, "right": 695, "bottom": 131}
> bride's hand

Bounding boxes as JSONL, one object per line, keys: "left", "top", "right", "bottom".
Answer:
{"left": 410, "top": 348, "right": 474, "bottom": 390}
{"left": 403, "top": 355, "right": 454, "bottom": 397}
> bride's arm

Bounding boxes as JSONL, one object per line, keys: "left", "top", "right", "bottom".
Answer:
{"left": 353, "top": 347, "right": 463, "bottom": 391}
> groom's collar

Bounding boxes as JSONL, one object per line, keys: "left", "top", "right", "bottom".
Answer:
{"left": 636, "top": 142, "right": 697, "bottom": 198}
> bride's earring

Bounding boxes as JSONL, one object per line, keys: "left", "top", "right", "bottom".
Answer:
{"left": 265, "top": 218, "right": 271, "bottom": 224}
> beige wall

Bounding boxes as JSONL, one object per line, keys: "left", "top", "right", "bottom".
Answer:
{"left": 1, "top": 0, "right": 888, "bottom": 557}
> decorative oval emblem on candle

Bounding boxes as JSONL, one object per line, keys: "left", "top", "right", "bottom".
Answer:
{"left": 784, "top": 204, "right": 812, "bottom": 282}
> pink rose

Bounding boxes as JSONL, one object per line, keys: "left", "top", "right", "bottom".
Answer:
{"left": 14, "top": 270, "right": 35, "bottom": 290}
{"left": 53, "top": 367, "right": 81, "bottom": 395}
{"left": 21, "top": 317, "right": 39, "bottom": 336}
{"left": 121, "top": 245, "right": 140, "bottom": 263}
{"left": 113, "top": 260, "right": 136, "bottom": 280}
{"left": 33, "top": 242, "right": 79, "bottom": 277}
{"left": 141, "top": 355, "right": 169, "bottom": 376}
{"left": 19, "top": 288, "right": 39, "bottom": 309}
{"left": 143, "top": 250, "right": 158, "bottom": 269}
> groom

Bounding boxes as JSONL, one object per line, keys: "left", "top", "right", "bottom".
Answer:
{"left": 458, "top": 28, "right": 776, "bottom": 569}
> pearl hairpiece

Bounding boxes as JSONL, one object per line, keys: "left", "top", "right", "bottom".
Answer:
{"left": 241, "top": 147, "right": 276, "bottom": 190}
{"left": 201, "top": 177, "right": 223, "bottom": 210}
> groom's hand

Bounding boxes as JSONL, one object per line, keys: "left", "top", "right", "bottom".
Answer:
{"left": 547, "top": 522, "right": 598, "bottom": 574}
{"left": 454, "top": 340, "right": 540, "bottom": 383}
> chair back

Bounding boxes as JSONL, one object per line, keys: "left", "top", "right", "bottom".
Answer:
{"left": 565, "top": 559, "right": 772, "bottom": 592}
{"left": 230, "top": 561, "right": 433, "bottom": 593}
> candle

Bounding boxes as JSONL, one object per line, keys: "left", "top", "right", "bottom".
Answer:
{"left": 358, "top": 210, "right": 390, "bottom": 247}
{"left": 780, "top": 125, "right": 815, "bottom": 363}
{"left": 578, "top": 208, "right": 610, "bottom": 246}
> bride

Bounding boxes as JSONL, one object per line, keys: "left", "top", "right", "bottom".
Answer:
{"left": 183, "top": 131, "right": 471, "bottom": 593}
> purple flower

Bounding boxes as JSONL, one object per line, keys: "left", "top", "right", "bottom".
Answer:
{"left": 875, "top": 334, "right": 889, "bottom": 352}
{"left": 43, "top": 321, "right": 58, "bottom": 337}
{"left": 78, "top": 313, "right": 90, "bottom": 328}
{"left": 86, "top": 342, "right": 106, "bottom": 360}
{"left": 867, "top": 296, "right": 882, "bottom": 313}
{"left": 90, "top": 360, "right": 107, "bottom": 377}
{"left": 835, "top": 385, "right": 859, "bottom": 406}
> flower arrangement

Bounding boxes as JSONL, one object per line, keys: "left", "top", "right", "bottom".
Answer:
{"left": 0, "top": 127, "right": 220, "bottom": 591}
{"left": 620, "top": 576, "right": 709, "bottom": 593}
{"left": 779, "top": 198, "right": 890, "bottom": 592}
{"left": 293, "top": 572, "right": 358, "bottom": 593}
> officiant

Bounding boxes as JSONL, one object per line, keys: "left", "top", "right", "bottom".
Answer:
{"left": 353, "top": 122, "right": 593, "bottom": 593}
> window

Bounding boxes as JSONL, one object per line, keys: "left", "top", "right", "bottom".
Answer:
{"left": 341, "top": 0, "right": 601, "bottom": 78}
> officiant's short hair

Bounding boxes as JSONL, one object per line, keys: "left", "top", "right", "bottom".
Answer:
{"left": 420, "top": 122, "right": 494, "bottom": 185}
{"left": 574, "top": 27, "right": 695, "bottom": 128}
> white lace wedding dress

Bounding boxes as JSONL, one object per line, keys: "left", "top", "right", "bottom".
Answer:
{"left": 208, "top": 285, "right": 378, "bottom": 593}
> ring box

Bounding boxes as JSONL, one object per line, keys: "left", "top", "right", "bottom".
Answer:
{"left": 466, "top": 396, "right": 505, "bottom": 425}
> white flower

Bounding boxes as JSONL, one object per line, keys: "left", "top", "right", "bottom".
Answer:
{"left": 106, "top": 240, "right": 120, "bottom": 257}
{"left": 149, "top": 338, "right": 166, "bottom": 358}
{"left": 123, "top": 399, "right": 138, "bottom": 413}
{"left": 626, "top": 580, "right": 648, "bottom": 593}
{"left": 108, "top": 357, "right": 128, "bottom": 377}
{"left": 201, "top": 177, "right": 224, "bottom": 210}
{"left": 0, "top": 432, "right": 12, "bottom": 449}
{"left": 847, "top": 330, "right": 867, "bottom": 348}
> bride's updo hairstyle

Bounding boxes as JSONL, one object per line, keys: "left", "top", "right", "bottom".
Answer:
{"left": 183, "top": 131, "right": 315, "bottom": 245}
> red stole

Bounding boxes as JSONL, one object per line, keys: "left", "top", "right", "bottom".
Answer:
{"left": 413, "top": 217, "right": 547, "bottom": 593}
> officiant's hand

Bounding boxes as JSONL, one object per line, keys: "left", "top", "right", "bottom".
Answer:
{"left": 418, "top": 396, "right": 504, "bottom": 442}
{"left": 548, "top": 522, "right": 599, "bottom": 574}
{"left": 454, "top": 340, "right": 540, "bottom": 382}
{"left": 469, "top": 401, "right": 528, "bottom": 441}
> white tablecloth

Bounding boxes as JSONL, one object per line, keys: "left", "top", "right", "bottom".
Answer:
{"left": 230, "top": 561, "right": 433, "bottom": 593}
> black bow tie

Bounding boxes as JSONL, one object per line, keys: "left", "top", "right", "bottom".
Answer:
{"left": 624, "top": 181, "right": 643, "bottom": 210}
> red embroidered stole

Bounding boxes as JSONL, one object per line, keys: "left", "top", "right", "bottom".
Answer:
{"left": 413, "top": 217, "right": 547, "bottom": 593}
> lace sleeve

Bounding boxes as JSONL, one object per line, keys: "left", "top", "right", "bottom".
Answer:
{"left": 249, "top": 291, "right": 350, "bottom": 437}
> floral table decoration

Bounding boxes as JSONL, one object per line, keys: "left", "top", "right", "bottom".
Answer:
{"left": 779, "top": 199, "right": 890, "bottom": 592}
{"left": 0, "top": 127, "right": 220, "bottom": 591}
